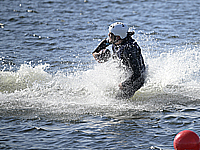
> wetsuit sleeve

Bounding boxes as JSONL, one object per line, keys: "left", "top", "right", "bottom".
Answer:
{"left": 92, "top": 38, "right": 110, "bottom": 54}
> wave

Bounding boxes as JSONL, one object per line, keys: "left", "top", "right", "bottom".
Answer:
{"left": 0, "top": 63, "right": 51, "bottom": 93}
{"left": 0, "top": 44, "right": 200, "bottom": 120}
{"left": 144, "top": 45, "right": 200, "bottom": 98}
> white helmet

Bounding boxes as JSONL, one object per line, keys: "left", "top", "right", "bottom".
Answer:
{"left": 109, "top": 22, "right": 128, "bottom": 39}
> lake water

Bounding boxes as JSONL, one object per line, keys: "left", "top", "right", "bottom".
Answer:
{"left": 0, "top": 0, "right": 200, "bottom": 149}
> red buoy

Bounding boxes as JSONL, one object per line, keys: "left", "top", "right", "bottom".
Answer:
{"left": 174, "top": 130, "right": 200, "bottom": 150}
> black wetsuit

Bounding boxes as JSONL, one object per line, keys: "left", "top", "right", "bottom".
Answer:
{"left": 112, "top": 37, "right": 146, "bottom": 98}
{"left": 92, "top": 34, "right": 146, "bottom": 98}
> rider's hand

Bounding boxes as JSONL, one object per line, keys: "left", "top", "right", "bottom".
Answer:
{"left": 92, "top": 52, "right": 101, "bottom": 62}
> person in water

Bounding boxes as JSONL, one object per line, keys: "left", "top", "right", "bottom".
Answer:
{"left": 92, "top": 22, "right": 146, "bottom": 98}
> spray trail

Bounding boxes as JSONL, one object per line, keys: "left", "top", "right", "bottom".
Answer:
{"left": 0, "top": 44, "right": 200, "bottom": 120}
{"left": 144, "top": 44, "right": 200, "bottom": 98}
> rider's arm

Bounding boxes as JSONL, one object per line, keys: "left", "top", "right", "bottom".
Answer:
{"left": 92, "top": 38, "right": 111, "bottom": 63}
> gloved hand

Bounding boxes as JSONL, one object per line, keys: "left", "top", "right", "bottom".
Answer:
{"left": 92, "top": 49, "right": 111, "bottom": 63}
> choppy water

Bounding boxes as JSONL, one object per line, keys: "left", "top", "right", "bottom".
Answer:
{"left": 0, "top": 0, "right": 200, "bottom": 149}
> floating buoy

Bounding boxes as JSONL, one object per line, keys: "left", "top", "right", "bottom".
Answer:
{"left": 174, "top": 130, "right": 200, "bottom": 150}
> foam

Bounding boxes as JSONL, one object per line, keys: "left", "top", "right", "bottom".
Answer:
{"left": 0, "top": 41, "right": 199, "bottom": 119}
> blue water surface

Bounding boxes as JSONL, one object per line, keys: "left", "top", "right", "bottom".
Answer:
{"left": 0, "top": 0, "right": 200, "bottom": 149}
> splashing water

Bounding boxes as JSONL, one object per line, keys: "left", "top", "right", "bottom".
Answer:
{"left": 145, "top": 45, "right": 200, "bottom": 98}
{"left": 0, "top": 44, "right": 200, "bottom": 121}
